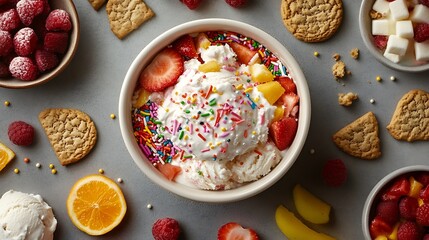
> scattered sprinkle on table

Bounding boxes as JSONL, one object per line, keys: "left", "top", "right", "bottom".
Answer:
{"left": 110, "top": 113, "right": 116, "bottom": 119}
{"left": 98, "top": 168, "right": 104, "bottom": 174}
{"left": 313, "top": 51, "right": 319, "bottom": 57}
{"left": 376, "top": 76, "right": 382, "bottom": 82}
{"left": 36, "top": 163, "right": 41, "bottom": 168}
{"left": 49, "top": 164, "right": 55, "bottom": 169}
{"left": 51, "top": 169, "right": 57, "bottom": 174}
{"left": 117, "top": 178, "right": 123, "bottom": 183}
{"left": 23, "top": 157, "right": 30, "bottom": 163}
{"left": 4, "top": 101, "right": 10, "bottom": 106}
{"left": 14, "top": 168, "right": 19, "bottom": 174}
{"left": 390, "top": 76, "right": 396, "bottom": 81}
{"left": 147, "top": 204, "right": 153, "bottom": 209}
{"left": 370, "top": 99, "right": 375, "bottom": 104}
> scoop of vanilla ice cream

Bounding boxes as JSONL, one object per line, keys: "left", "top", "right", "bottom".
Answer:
{"left": 0, "top": 190, "right": 57, "bottom": 240}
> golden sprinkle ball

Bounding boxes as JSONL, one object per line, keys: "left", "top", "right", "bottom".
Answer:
{"left": 98, "top": 169, "right": 104, "bottom": 174}
{"left": 313, "top": 51, "right": 319, "bottom": 57}
{"left": 14, "top": 168, "right": 19, "bottom": 174}
{"left": 4, "top": 101, "right": 10, "bottom": 106}
{"left": 110, "top": 114, "right": 116, "bottom": 119}
{"left": 49, "top": 164, "right": 55, "bottom": 169}
{"left": 376, "top": 76, "right": 382, "bottom": 82}
{"left": 51, "top": 169, "right": 57, "bottom": 174}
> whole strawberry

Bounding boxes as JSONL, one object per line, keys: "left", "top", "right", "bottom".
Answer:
{"left": 397, "top": 221, "right": 422, "bottom": 240}
{"left": 225, "top": 0, "right": 248, "bottom": 8}
{"left": 8, "top": 121, "right": 35, "bottom": 146}
{"left": 180, "top": 0, "right": 202, "bottom": 9}
{"left": 322, "top": 159, "right": 347, "bottom": 187}
{"left": 152, "top": 217, "right": 180, "bottom": 240}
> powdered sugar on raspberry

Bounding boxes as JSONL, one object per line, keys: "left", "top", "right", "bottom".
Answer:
{"left": 13, "top": 27, "right": 38, "bottom": 56}
{"left": 45, "top": 9, "right": 72, "bottom": 32}
{"left": 9, "top": 56, "right": 38, "bottom": 81}
{"left": 16, "top": 0, "right": 44, "bottom": 26}
{"left": 0, "top": 30, "right": 13, "bottom": 56}
{"left": 0, "top": 8, "right": 21, "bottom": 31}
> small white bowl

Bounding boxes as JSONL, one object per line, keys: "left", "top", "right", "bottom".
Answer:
{"left": 0, "top": 0, "right": 80, "bottom": 89}
{"left": 119, "top": 18, "right": 311, "bottom": 203}
{"left": 362, "top": 165, "right": 429, "bottom": 239}
{"left": 359, "top": 0, "right": 429, "bottom": 72}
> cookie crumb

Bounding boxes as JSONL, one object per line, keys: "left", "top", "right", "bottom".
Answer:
{"left": 338, "top": 92, "right": 358, "bottom": 106}
{"left": 350, "top": 48, "right": 359, "bottom": 59}
{"left": 332, "top": 53, "right": 341, "bottom": 61}
{"left": 370, "top": 10, "right": 383, "bottom": 19}
{"left": 332, "top": 61, "right": 346, "bottom": 79}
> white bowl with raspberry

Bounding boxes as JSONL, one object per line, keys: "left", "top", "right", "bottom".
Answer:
{"left": 119, "top": 18, "right": 311, "bottom": 202}
{"left": 0, "top": 0, "right": 80, "bottom": 88}
{"left": 362, "top": 165, "right": 429, "bottom": 239}
{"left": 359, "top": 0, "right": 429, "bottom": 72}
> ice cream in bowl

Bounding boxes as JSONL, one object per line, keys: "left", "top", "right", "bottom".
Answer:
{"left": 119, "top": 19, "right": 311, "bottom": 202}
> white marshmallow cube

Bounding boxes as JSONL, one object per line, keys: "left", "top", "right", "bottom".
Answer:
{"left": 372, "top": 0, "right": 390, "bottom": 15}
{"left": 410, "top": 4, "right": 429, "bottom": 23}
{"left": 415, "top": 40, "right": 429, "bottom": 61}
{"left": 389, "top": 0, "right": 410, "bottom": 20}
{"left": 372, "top": 19, "right": 391, "bottom": 35}
{"left": 386, "top": 35, "right": 409, "bottom": 56}
{"left": 383, "top": 51, "right": 401, "bottom": 63}
{"left": 396, "top": 20, "right": 414, "bottom": 38}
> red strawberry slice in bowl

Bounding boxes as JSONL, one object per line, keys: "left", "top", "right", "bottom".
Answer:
{"left": 269, "top": 117, "right": 298, "bottom": 151}
{"left": 156, "top": 163, "right": 182, "bottom": 181}
{"left": 277, "top": 76, "right": 297, "bottom": 94}
{"left": 139, "top": 48, "right": 184, "bottom": 92}
{"left": 229, "top": 42, "right": 260, "bottom": 65}
{"left": 277, "top": 92, "right": 299, "bottom": 118}
{"left": 172, "top": 34, "right": 198, "bottom": 59}
{"left": 218, "top": 222, "right": 259, "bottom": 240}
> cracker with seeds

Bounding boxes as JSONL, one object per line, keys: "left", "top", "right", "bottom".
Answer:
{"left": 280, "top": 0, "right": 343, "bottom": 42}
{"left": 387, "top": 89, "right": 429, "bottom": 142}
{"left": 333, "top": 112, "right": 381, "bottom": 160}
{"left": 39, "top": 109, "right": 97, "bottom": 166}
{"left": 88, "top": 0, "right": 106, "bottom": 10}
{"left": 106, "top": 0, "right": 154, "bottom": 39}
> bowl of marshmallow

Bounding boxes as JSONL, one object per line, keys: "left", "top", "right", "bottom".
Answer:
{"left": 359, "top": 0, "right": 429, "bottom": 72}
{"left": 119, "top": 18, "right": 311, "bottom": 202}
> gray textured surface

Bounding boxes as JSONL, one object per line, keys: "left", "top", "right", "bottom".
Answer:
{"left": 1, "top": 0, "right": 429, "bottom": 239}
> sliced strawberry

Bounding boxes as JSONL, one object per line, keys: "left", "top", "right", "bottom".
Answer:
{"left": 229, "top": 42, "right": 260, "bottom": 65}
{"left": 218, "top": 222, "right": 259, "bottom": 240}
{"left": 277, "top": 92, "right": 299, "bottom": 117}
{"left": 172, "top": 34, "right": 198, "bottom": 59}
{"left": 277, "top": 76, "right": 297, "bottom": 94}
{"left": 156, "top": 163, "right": 181, "bottom": 181}
{"left": 139, "top": 48, "right": 184, "bottom": 92}
{"left": 269, "top": 117, "right": 298, "bottom": 151}
{"left": 373, "top": 35, "right": 388, "bottom": 50}
{"left": 370, "top": 216, "right": 393, "bottom": 239}
{"left": 381, "top": 176, "right": 411, "bottom": 201}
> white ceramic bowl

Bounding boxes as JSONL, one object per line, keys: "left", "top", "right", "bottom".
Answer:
{"left": 359, "top": 0, "right": 429, "bottom": 72}
{"left": 362, "top": 165, "right": 429, "bottom": 239}
{"left": 119, "top": 18, "right": 311, "bottom": 203}
{"left": 0, "top": 0, "right": 80, "bottom": 89}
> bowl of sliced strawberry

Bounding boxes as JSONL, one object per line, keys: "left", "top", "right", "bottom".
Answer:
{"left": 119, "top": 18, "right": 311, "bottom": 202}
{"left": 363, "top": 165, "right": 429, "bottom": 240}
{"left": 0, "top": 0, "right": 79, "bottom": 88}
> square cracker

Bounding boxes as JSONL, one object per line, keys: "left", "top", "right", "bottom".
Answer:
{"left": 106, "top": 0, "right": 155, "bottom": 39}
{"left": 88, "top": 0, "right": 107, "bottom": 10}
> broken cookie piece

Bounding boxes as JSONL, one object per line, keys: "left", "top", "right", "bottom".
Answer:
{"left": 338, "top": 92, "right": 358, "bottom": 106}
{"left": 332, "top": 60, "right": 346, "bottom": 79}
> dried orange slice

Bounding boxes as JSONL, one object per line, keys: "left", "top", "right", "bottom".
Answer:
{"left": 66, "top": 174, "right": 127, "bottom": 235}
{"left": 0, "top": 142, "right": 15, "bottom": 172}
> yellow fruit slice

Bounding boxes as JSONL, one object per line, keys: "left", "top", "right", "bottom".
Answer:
{"left": 0, "top": 142, "right": 15, "bottom": 172}
{"left": 198, "top": 60, "right": 221, "bottom": 73}
{"left": 256, "top": 81, "right": 285, "bottom": 105}
{"left": 250, "top": 63, "right": 274, "bottom": 83}
{"left": 67, "top": 174, "right": 127, "bottom": 236}
{"left": 293, "top": 184, "right": 331, "bottom": 224}
{"left": 408, "top": 176, "right": 423, "bottom": 198}
{"left": 133, "top": 88, "right": 151, "bottom": 109}
{"left": 275, "top": 205, "right": 336, "bottom": 240}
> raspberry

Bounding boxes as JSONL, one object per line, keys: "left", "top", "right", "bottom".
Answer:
{"left": 399, "top": 196, "right": 419, "bottom": 221}
{"left": 373, "top": 35, "right": 388, "bottom": 50}
{"left": 321, "top": 159, "right": 347, "bottom": 187}
{"left": 0, "top": 30, "right": 13, "bottom": 56}
{"left": 180, "top": 0, "right": 203, "bottom": 10}
{"left": 414, "top": 23, "right": 429, "bottom": 43}
{"left": 45, "top": 9, "right": 72, "bottom": 32}
{"left": 416, "top": 172, "right": 429, "bottom": 186}
{"left": 225, "top": 0, "right": 248, "bottom": 8}
{"left": 424, "top": 234, "right": 429, "bottom": 240}
{"left": 43, "top": 32, "right": 69, "bottom": 54}
{"left": 397, "top": 221, "right": 422, "bottom": 240}
{"left": 8, "top": 121, "right": 34, "bottom": 146}
{"left": 13, "top": 27, "right": 38, "bottom": 56}
{"left": 35, "top": 49, "right": 59, "bottom": 72}
{"left": 9, "top": 56, "right": 38, "bottom": 81}
{"left": 376, "top": 200, "right": 399, "bottom": 225}
{"left": 416, "top": 203, "right": 429, "bottom": 226}
{"left": 16, "top": 0, "right": 44, "bottom": 26}
{"left": 0, "top": 8, "right": 21, "bottom": 31}
{"left": 0, "top": 60, "right": 11, "bottom": 77}
{"left": 419, "top": 0, "right": 429, "bottom": 7}
{"left": 152, "top": 218, "right": 181, "bottom": 240}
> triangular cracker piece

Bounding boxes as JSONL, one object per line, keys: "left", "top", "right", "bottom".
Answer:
{"left": 39, "top": 109, "right": 97, "bottom": 166}
{"left": 106, "top": 0, "right": 154, "bottom": 39}
{"left": 387, "top": 89, "right": 429, "bottom": 142}
{"left": 332, "top": 112, "right": 381, "bottom": 160}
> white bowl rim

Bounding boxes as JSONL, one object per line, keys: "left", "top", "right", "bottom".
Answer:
{"left": 362, "top": 165, "right": 429, "bottom": 239}
{"left": 119, "top": 18, "right": 311, "bottom": 203}
{"left": 358, "top": 0, "right": 429, "bottom": 72}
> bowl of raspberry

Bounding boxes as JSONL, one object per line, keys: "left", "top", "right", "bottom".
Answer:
{"left": 0, "top": 0, "right": 80, "bottom": 88}
{"left": 362, "top": 165, "right": 429, "bottom": 240}
{"left": 359, "top": 0, "right": 429, "bottom": 72}
{"left": 119, "top": 18, "right": 311, "bottom": 202}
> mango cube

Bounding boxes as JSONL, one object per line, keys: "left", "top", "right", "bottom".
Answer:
{"left": 293, "top": 184, "right": 331, "bottom": 224}
{"left": 249, "top": 63, "right": 274, "bottom": 83}
{"left": 133, "top": 88, "right": 151, "bottom": 108}
{"left": 408, "top": 176, "right": 423, "bottom": 198}
{"left": 272, "top": 106, "right": 285, "bottom": 122}
{"left": 256, "top": 81, "right": 285, "bottom": 105}
{"left": 195, "top": 33, "right": 211, "bottom": 52}
{"left": 275, "top": 205, "right": 336, "bottom": 240}
{"left": 198, "top": 60, "right": 221, "bottom": 73}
